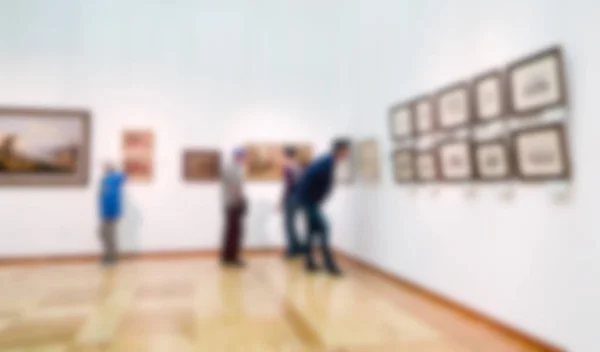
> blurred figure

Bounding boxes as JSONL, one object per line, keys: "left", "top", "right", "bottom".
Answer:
{"left": 99, "top": 162, "right": 127, "bottom": 266}
{"left": 220, "top": 148, "right": 247, "bottom": 266}
{"left": 294, "top": 139, "right": 350, "bottom": 276}
{"left": 281, "top": 146, "right": 304, "bottom": 259}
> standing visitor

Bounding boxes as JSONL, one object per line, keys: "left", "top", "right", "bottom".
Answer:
{"left": 280, "top": 146, "right": 303, "bottom": 258}
{"left": 99, "top": 162, "right": 127, "bottom": 266}
{"left": 220, "top": 148, "right": 248, "bottom": 266}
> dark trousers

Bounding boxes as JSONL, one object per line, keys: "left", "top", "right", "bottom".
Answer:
{"left": 303, "top": 203, "right": 338, "bottom": 270}
{"left": 221, "top": 204, "right": 244, "bottom": 262}
{"left": 284, "top": 197, "right": 302, "bottom": 255}
{"left": 100, "top": 220, "right": 118, "bottom": 263}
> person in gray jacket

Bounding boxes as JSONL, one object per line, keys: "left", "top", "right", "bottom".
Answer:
{"left": 220, "top": 148, "right": 247, "bottom": 266}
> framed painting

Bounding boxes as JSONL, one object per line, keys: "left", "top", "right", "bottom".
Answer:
{"left": 472, "top": 70, "right": 507, "bottom": 123}
{"left": 511, "top": 123, "right": 571, "bottom": 181}
{"left": 389, "top": 102, "right": 414, "bottom": 141}
{"left": 336, "top": 143, "right": 356, "bottom": 184}
{"left": 123, "top": 129, "right": 154, "bottom": 182}
{"left": 415, "top": 149, "right": 439, "bottom": 183}
{"left": 507, "top": 46, "right": 568, "bottom": 116}
{"left": 412, "top": 95, "right": 436, "bottom": 136}
{"left": 392, "top": 149, "right": 414, "bottom": 184}
{"left": 474, "top": 139, "right": 513, "bottom": 181}
{"left": 183, "top": 149, "right": 221, "bottom": 182}
{"left": 436, "top": 82, "right": 472, "bottom": 130}
{"left": 359, "top": 139, "right": 380, "bottom": 183}
{"left": 295, "top": 144, "right": 313, "bottom": 168}
{"left": 438, "top": 139, "right": 475, "bottom": 182}
{"left": 0, "top": 107, "right": 91, "bottom": 186}
{"left": 246, "top": 143, "right": 313, "bottom": 181}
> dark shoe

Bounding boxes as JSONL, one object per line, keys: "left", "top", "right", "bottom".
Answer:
{"left": 102, "top": 258, "right": 116, "bottom": 267}
{"left": 232, "top": 260, "right": 246, "bottom": 267}
{"left": 221, "top": 259, "right": 246, "bottom": 268}
{"left": 223, "top": 259, "right": 246, "bottom": 267}
{"left": 305, "top": 261, "right": 320, "bottom": 273}
{"left": 283, "top": 249, "right": 304, "bottom": 260}
{"left": 327, "top": 267, "right": 344, "bottom": 277}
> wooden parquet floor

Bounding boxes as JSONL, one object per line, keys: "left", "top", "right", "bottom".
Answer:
{"left": 0, "top": 256, "right": 545, "bottom": 351}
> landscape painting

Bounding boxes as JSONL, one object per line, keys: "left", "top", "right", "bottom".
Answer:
{"left": 183, "top": 149, "right": 221, "bottom": 181}
{"left": 0, "top": 107, "right": 90, "bottom": 186}
{"left": 246, "top": 143, "right": 313, "bottom": 181}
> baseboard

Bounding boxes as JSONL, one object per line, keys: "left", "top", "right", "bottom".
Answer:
{"left": 336, "top": 250, "right": 565, "bottom": 352}
{"left": 0, "top": 247, "right": 283, "bottom": 266}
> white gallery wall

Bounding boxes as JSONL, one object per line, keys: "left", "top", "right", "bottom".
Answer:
{"left": 338, "top": 0, "right": 599, "bottom": 351}
{"left": 0, "top": 0, "right": 357, "bottom": 255}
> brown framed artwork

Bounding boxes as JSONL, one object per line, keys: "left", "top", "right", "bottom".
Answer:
{"left": 336, "top": 142, "right": 356, "bottom": 185}
{"left": 412, "top": 95, "right": 436, "bottom": 136}
{"left": 474, "top": 139, "right": 514, "bottom": 182}
{"left": 389, "top": 101, "right": 414, "bottom": 141}
{"left": 437, "top": 139, "right": 475, "bottom": 182}
{"left": 359, "top": 139, "right": 380, "bottom": 183}
{"left": 435, "top": 82, "right": 472, "bottom": 131}
{"left": 507, "top": 46, "right": 569, "bottom": 116}
{"left": 472, "top": 70, "right": 507, "bottom": 123}
{"left": 183, "top": 149, "right": 221, "bottom": 182}
{"left": 415, "top": 149, "right": 439, "bottom": 183}
{"left": 122, "top": 129, "right": 154, "bottom": 182}
{"left": 0, "top": 107, "right": 91, "bottom": 186}
{"left": 246, "top": 143, "right": 313, "bottom": 181}
{"left": 392, "top": 149, "right": 414, "bottom": 184}
{"left": 511, "top": 123, "right": 571, "bottom": 181}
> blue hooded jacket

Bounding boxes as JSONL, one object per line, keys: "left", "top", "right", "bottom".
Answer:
{"left": 294, "top": 154, "right": 335, "bottom": 205}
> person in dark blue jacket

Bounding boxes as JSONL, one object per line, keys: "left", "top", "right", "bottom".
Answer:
{"left": 99, "top": 162, "right": 127, "bottom": 266}
{"left": 294, "top": 138, "right": 351, "bottom": 276}
{"left": 280, "top": 146, "right": 304, "bottom": 259}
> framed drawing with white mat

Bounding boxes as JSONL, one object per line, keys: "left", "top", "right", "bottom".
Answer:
{"left": 511, "top": 123, "right": 571, "bottom": 181}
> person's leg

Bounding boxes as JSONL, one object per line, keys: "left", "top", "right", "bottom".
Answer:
{"left": 100, "top": 220, "right": 116, "bottom": 265}
{"left": 284, "top": 197, "right": 302, "bottom": 257}
{"left": 312, "top": 207, "right": 342, "bottom": 275}
{"left": 106, "top": 220, "right": 118, "bottom": 263}
{"left": 221, "top": 207, "right": 235, "bottom": 262}
{"left": 231, "top": 206, "right": 244, "bottom": 264}
{"left": 99, "top": 221, "right": 109, "bottom": 263}
{"left": 304, "top": 204, "right": 319, "bottom": 271}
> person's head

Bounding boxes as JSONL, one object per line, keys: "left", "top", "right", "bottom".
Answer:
{"left": 104, "top": 162, "right": 116, "bottom": 175}
{"left": 283, "top": 146, "right": 298, "bottom": 161}
{"left": 233, "top": 147, "right": 247, "bottom": 165}
{"left": 331, "top": 138, "right": 351, "bottom": 162}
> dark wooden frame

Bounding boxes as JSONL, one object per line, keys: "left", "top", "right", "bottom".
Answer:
{"left": 506, "top": 46, "right": 569, "bottom": 116}
{"left": 436, "top": 138, "right": 476, "bottom": 183}
{"left": 391, "top": 149, "right": 415, "bottom": 184}
{"left": 411, "top": 95, "right": 437, "bottom": 136}
{"left": 473, "top": 138, "right": 514, "bottom": 182}
{"left": 388, "top": 101, "right": 414, "bottom": 142}
{"left": 0, "top": 106, "right": 91, "bottom": 187}
{"left": 182, "top": 149, "right": 221, "bottom": 182}
{"left": 471, "top": 70, "right": 507, "bottom": 123}
{"left": 511, "top": 123, "right": 571, "bottom": 181}
{"left": 414, "top": 149, "right": 440, "bottom": 183}
{"left": 435, "top": 81, "right": 473, "bottom": 131}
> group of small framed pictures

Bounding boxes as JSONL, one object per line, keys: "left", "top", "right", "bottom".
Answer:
{"left": 390, "top": 46, "right": 572, "bottom": 184}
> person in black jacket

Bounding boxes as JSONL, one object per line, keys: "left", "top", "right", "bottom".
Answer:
{"left": 294, "top": 138, "right": 350, "bottom": 276}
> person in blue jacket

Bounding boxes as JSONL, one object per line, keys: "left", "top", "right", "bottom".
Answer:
{"left": 99, "top": 162, "right": 127, "bottom": 266}
{"left": 294, "top": 138, "right": 350, "bottom": 276}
